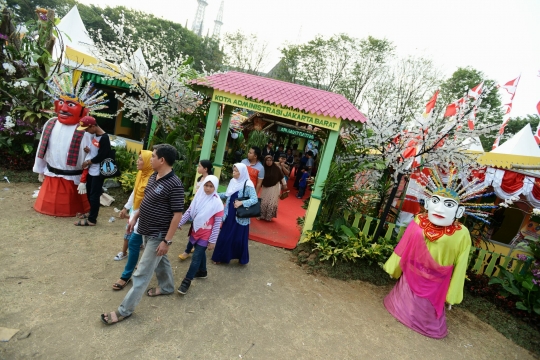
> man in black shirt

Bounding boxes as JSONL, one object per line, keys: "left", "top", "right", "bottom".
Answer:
{"left": 261, "top": 140, "right": 274, "bottom": 158}
{"left": 101, "top": 144, "right": 184, "bottom": 325}
{"left": 76, "top": 116, "right": 111, "bottom": 226}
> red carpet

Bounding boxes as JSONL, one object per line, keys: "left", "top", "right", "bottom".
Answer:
{"left": 249, "top": 176, "right": 309, "bottom": 249}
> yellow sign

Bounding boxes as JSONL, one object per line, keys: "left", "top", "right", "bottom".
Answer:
{"left": 212, "top": 90, "right": 341, "bottom": 130}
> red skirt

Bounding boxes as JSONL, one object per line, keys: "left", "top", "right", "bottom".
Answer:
{"left": 34, "top": 176, "right": 90, "bottom": 217}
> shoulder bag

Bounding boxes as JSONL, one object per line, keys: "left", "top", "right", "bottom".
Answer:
{"left": 235, "top": 180, "right": 261, "bottom": 218}
{"left": 100, "top": 148, "right": 121, "bottom": 178}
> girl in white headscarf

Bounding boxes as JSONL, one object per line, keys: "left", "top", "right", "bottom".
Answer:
{"left": 176, "top": 175, "right": 224, "bottom": 295}
{"left": 211, "top": 163, "right": 258, "bottom": 265}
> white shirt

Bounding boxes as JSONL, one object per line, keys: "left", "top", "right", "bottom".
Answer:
{"left": 87, "top": 134, "right": 102, "bottom": 176}
{"left": 33, "top": 118, "right": 93, "bottom": 185}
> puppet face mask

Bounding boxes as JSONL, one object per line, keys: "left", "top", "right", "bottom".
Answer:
{"left": 424, "top": 194, "right": 465, "bottom": 227}
{"left": 54, "top": 99, "right": 89, "bottom": 125}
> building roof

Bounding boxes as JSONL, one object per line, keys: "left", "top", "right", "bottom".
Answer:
{"left": 190, "top": 71, "right": 367, "bottom": 123}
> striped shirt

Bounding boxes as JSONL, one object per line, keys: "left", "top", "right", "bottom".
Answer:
{"left": 137, "top": 171, "right": 184, "bottom": 238}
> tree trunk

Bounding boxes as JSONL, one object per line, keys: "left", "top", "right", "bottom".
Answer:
{"left": 373, "top": 172, "right": 403, "bottom": 241}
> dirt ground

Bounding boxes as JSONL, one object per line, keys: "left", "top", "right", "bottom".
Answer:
{"left": 0, "top": 183, "right": 535, "bottom": 360}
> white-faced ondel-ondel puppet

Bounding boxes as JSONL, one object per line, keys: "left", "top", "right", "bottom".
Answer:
{"left": 33, "top": 72, "right": 108, "bottom": 217}
{"left": 383, "top": 167, "right": 494, "bottom": 339}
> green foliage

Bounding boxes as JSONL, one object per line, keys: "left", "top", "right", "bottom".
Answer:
{"left": 246, "top": 130, "right": 269, "bottom": 150}
{"left": 303, "top": 223, "right": 396, "bottom": 267}
{"left": 117, "top": 170, "right": 137, "bottom": 193}
{"left": 439, "top": 67, "right": 503, "bottom": 150}
{"left": 7, "top": 0, "right": 224, "bottom": 72}
{"left": 151, "top": 98, "right": 209, "bottom": 201}
{"left": 506, "top": 114, "right": 540, "bottom": 139}
{"left": 114, "top": 146, "right": 138, "bottom": 173}
{"left": 489, "top": 264, "right": 540, "bottom": 315}
{"left": 0, "top": 7, "right": 56, "bottom": 125}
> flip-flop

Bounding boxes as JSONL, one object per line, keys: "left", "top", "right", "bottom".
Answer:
{"left": 112, "top": 278, "right": 131, "bottom": 291}
{"left": 100, "top": 311, "right": 131, "bottom": 325}
{"left": 146, "top": 287, "right": 168, "bottom": 297}
{"left": 74, "top": 219, "right": 95, "bottom": 226}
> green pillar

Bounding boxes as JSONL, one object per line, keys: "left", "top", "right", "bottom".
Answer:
{"left": 193, "top": 100, "right": 220, "bottom": 196}
{"left": 311, "top": 128, "right": 339, "bottom": 199}
{"left": 199, "top": 101, "right": 220, "bottom": 160}
{"left": 301, "top": 128, "right": 339, "bottom": 238}
{"left": 213, "top": 106, "right": 232, "bottom": 179}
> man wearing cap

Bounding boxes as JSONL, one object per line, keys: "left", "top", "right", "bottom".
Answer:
{"left": 76, "top": 116, "right": 111, "bottom": 226}
{"left": 33, "top": 73, "right": 108, "bottom": 217}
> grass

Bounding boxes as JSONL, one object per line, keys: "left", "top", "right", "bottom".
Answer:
{"left": 0, "top": 167, "right": 40, "bottom": 183}
{"left": 293, "top": 242, "right": 540, "bottom": 357}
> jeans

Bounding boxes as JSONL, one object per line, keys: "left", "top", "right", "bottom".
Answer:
{"left": 297, "top": 186, "right": 306, "bottom": 198}
{"left": 184, "top": 240, "right": 194, "bottom": 254}
{"left": 86, "top": 174, "right": 104, "bottom": 224}
{"left": 185, "top": 243, "right": 208, "bottom": 280}
{"left": 118, "top": 236, "right": 175, "bottom": 317}
{"left": 120, "top": 232, "right": 143, "bottom": 281}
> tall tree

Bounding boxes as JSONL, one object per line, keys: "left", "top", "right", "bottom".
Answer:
{"left": 6, "top": 0, "right": 224, "bottom": 72}
{"left": 439, "top": 67, "right": 503, "bottom": 150}
{"left": 505, "top": 114, "right": 540, "bottom": 139}
{"left": 222, "top": 30, "right": 269, "bottom": 74}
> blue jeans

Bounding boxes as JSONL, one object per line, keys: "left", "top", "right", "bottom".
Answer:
{"left": 185, "top": 243, "right": 208, "bottom": 280}
{"left": 184, "top": 240, "right": 194, "bottom": 254}
{"left": 121, "top": 232, "right": 143, "bottom": 280}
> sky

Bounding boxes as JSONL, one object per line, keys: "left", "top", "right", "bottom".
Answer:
{"left": 76, "top": 0, "right": 540, "bottom": 118}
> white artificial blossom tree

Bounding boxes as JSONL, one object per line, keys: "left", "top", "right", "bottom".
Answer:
{"left": 343, "top": 83, "right": 500, "bottom": 238}
{"left": 89, "top": 13, "right": 199, "bottom": 138}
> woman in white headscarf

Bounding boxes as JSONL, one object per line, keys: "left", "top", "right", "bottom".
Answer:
{"left": 176, "top": 175, "right": 224, "bottom": 295}
{"left": 211, "top": 163, "right": 258, "bottom": 265}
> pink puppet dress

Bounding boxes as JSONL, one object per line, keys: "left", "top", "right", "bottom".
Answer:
{"left": 383, "top": 214, "right": 471, "bottom": 338}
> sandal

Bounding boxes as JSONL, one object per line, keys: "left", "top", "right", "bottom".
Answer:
{"left": 76, "top": 212, "right": 89, "bottom": 219}
{"left": 74, "top": 219, "right": 95, "bottom": 226}
{"left": 112, "top": 278, "right": 131, "bottom": 291}
{"left": 100, "top": 310, "right": 131, "bottom": 325}
{"left": 114, "top": 252, "right": 128, "bottom": 261}
{"left": 147, "top": 287, "right": 168, "bottom": 297}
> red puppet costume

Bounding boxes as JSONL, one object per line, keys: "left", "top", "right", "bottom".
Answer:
{"left": 33, "top": 72, "right": 108, "bottom": 216}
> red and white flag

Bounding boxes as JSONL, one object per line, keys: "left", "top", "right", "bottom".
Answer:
{"left": 423, "top": 90, "right": 439, "bottom": 117}
{"left": 492, "top": 75, "right": 522, "bottom": 150}
{"left": 468, "top": 82, "right": 484, "bottom": 99}
{"left": 468, "top": 106, "right": 478, "bottom": 130}
{"left": 499, "top": 76, "right": 521, "bottom": 100}
{"left": 535, "top": 101, "right": 540, "bottom": 145}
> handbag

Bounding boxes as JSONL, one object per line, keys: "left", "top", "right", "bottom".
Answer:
{"left": 100, "top": 149, "right": 121, "bottom": 178}
{"left": 279, "top": 190, "right": 289, "bottom": 200}
{"left": 235, "top": 180, "right": 262, "bottom": 218}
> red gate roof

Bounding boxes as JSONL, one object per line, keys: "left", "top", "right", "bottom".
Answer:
{"left": 190, "top": 71, "right": 367, "bottom": 123}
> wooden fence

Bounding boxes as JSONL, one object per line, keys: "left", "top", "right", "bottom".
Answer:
{"left": 342, "top": 211, "right": 531, "bottom": 277}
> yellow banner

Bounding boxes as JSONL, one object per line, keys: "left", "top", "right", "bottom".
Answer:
{"left": 212, "top": 90, "right": 341, "bottom": 130}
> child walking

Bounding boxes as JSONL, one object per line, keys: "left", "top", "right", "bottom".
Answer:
{"left": 177, "top": 175, "right": 224, "bottom": 295}
{"left": 178, "top": 160, "right": 214, "bottom": 261}
{"left": 296, "top": 166, "right": 310, "bottom": 199}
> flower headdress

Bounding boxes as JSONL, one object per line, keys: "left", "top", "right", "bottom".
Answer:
{"left": 414, "top": 166, "right": 497, "bottom": 224}
{"left": 45, "top": 72, "right": 109, "bottom": 115}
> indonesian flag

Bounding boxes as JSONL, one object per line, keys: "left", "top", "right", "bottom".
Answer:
{"left": 499, "top": 75, "right": 521, "bottom": 100}
{"left": 444, "top": 97, "right": 466, "bottom": 117}
{"left": 468, "top": 106, "right": 478, "bottom": 130}
{"left": 468, "top": 82, "right": 484, "bottom": 99}
{"left": 423, "top": 90, "right": 439, "bottom": 117}
{"left": 535, "top": 101, "right": 540, "bottom": 145}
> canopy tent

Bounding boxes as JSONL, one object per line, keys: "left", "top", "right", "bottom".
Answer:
{"left": 479, "top": 124, "right": 540, "bottom": 207}
{"left": 190, "top": 71, "right": 367, "bottom": 242}
{"left": 53, "top": 5, "right": 95, "bottom": 60}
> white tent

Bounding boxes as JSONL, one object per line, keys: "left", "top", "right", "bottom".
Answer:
{"left": 491, "top": 123, "right": 540, "bottom": 158}
{"left": 462, "top": 136, "right": 485, "bottom": 152}
{"left": 53, "top": 6, "right": 95, "bottom": 60}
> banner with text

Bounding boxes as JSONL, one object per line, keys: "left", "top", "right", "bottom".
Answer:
{"left": 212, "top": 90, "right": 341, "bottom": 131}
{"left": 277, "top": 125, "right": 315, "bottom": 139}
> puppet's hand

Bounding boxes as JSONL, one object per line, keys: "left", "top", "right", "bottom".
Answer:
{"left": 77, "top": 182, "right": 87, "bottom": 195}
{"left": 38, "top": 173, "right": 44, "bottom": 182}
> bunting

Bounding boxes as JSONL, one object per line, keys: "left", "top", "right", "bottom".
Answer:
{"left": 492, "top": 75, "right": 521, "bottom": 150}
{"left": 423, "top": 90, "right": 439, "bottom": 118}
